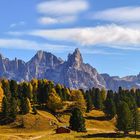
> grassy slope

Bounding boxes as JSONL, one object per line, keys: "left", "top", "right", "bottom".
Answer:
{"left": 39, "top": 110, "right": 138, "bottom": 140}
{"left": 85, "top": 110, "right": 116, "bottom": 132}
{"left": 0, "top": 109, "right": 139, "bottom": 140}
{"left": 0, "top": 110, "right": 57, "bottom": 140}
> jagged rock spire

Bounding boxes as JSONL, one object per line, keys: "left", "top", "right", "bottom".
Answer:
{"left": 67, "top": 48, "right": 83, "bottom": 67}
{"left": 0, "top": 53, "right": 6, "bottom": 73}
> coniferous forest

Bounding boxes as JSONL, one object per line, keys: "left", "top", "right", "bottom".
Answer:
{"left": 0, "top": 78, "right": 140, "bottom": 138}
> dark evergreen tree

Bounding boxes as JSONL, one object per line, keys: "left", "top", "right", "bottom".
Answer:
{"left": 69, "top": 108, "right": 86, "bottom": 132}
{"left": 37, "top": 80, "right": 49, "bottom": 104}
{"left": 10, "top": 80, "right": 18, "bottom": 97}
{"left": 2, "top": 96, "right": 9, "bottom": 117}
{"left": 85, "top": 91, "right": 93, "bottom": 112}
{"left": 31, "top": 79, "right": 38, "bottom": 103}
{"left": 135, "top": 110, "right": 140, "bottom": 134}
{"left": 104, "top": 98, "right": 116, "bottom": 119}
{"left": 21, "top": 82, "right": 32, "bottom": 100}
{"left": 104, "top": 90, "right": 116, "bottom": 119}
{"left": 1, "top": 80, "right": 11, "bottom": 97}
{"left": 116, "top": 101, "right": 133, "bottom": 135}
{"left": 94, "top": 88, "right": 103, "bottom": 110}
{"left": 21, "top": 82, "right": 29, "bottom": 98}
{"left": 135, "top": 89, "right": 140, "bottom": 107}
{"left": 106, "top": 90, "right": 114, "bottom": 99}
{"left": 90, "top": 88, "right": 95, "bottom": 105}
{"left": 9, "top": 97, "right": 17, "bottom": 120}
{"left": 131, "top": 108, "right": 140, "bottom": 135}
{"left": 20, "top": 97, "right": 31, "bottom": 115}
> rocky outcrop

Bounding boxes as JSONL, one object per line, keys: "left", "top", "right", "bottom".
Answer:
{"left": 60, "top": 49, "right": 106, "bottom": 89}
{"left": 0, "top": 48, "right": 140, "bottom": 91}
{"left": 0, "top": 49, "right": 106, "bottom": 90}
{"left": 26, "top": 50, "right": 64, "bottom": 80}
{"left": 101, "top": 73, "right": 140, "bottom": 91}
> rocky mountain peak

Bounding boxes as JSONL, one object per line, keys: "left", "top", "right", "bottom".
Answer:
{"left": 0, "top": 53, "right": 4, "bottom": 60}
{"left": 0, "top": 49, "right": 139, "bottom": 91}
{"left": 34, "top": 50, "right": 63, "bottom": 63}
{"left": 35, "top": 50, "right": 46, "bottom": 61}
{"left": 67, "top": 48, "right": 83, "bottom": 68}
{"left": 137, "top": 73, "right": 140, "bottom": 77}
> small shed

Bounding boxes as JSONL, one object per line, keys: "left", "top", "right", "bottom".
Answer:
{"left": 56, "top": 127, "right": 71, "bottom": 134}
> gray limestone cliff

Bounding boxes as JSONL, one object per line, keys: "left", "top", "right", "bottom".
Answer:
{"left": 0, "top": 49, "right": 140, "bottom": 91}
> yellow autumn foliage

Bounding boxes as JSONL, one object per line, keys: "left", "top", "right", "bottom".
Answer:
{"left": 0, "top": 84, "right": 4, "bottom": 111}
{"left": 46, "top": 88, "right": 63, "bottom": 112}
{"left": 71, "top": 90, "right": 86, "bottom": 112}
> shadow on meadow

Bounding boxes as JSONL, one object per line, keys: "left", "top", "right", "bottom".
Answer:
{"left": 85, "top": 116, "right": 111, "bottom": 121}
{"left": 77, "top": 133, "right": 140, "bottom": 139}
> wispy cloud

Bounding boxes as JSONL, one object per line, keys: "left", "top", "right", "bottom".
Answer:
{"left": 0, "top": 38, "right": 73, "bottom": 52}
{"left": 7, "top": 23, "right": 140, "bottom": 51}
{"left": 37, "top": 0, "right": 89, "bottom": 16}
{"left": 79, "top": 49, "right": 124, "bottom": 55}
{"left": 38, "top": 16, "right": 76, "bottom": 25}
{"left": 27, "top": 24, "right": 140, "bottom": 50}
{"left": 36, "top": 0, "right": 89, "bottom": 25}
{"left": 10, "top": 21, "right": 26, "bottom": 28}
{"left": 92, "top": 6, "right": 140, "bottom": 23}
{"left": 0, "top": 38, "right": 119, "bottom": 55}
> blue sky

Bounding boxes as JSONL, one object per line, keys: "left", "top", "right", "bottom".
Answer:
{"left": 0, "top": 0, "right": 140, "bottom": 77}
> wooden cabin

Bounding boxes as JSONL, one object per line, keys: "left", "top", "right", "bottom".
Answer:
{"left": 56, "top": 127, "right": 71, "bottom": 134}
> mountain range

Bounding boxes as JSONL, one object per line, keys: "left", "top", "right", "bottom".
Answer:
{"left": 0, "top": 48, "right": 140, "bottom": 91}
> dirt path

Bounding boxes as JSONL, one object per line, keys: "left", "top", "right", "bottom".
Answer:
{"left": 29, "top": 135, "right": 45, "bottom": 140}
{"left": 0, "top": 134, "right": 23, "bottom": 140}
{"left": 29, "top": 131, "right": 53, "bottom": 140}
{"left": 0, "top": 133, "right": 47, "bottom": 140}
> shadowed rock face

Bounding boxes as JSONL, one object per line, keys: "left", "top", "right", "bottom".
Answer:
{"left": 101, "top": 73, "right": 140, "bottom": 91}
{"left": 0, "top": 49, "right": 140, "bottom": 91}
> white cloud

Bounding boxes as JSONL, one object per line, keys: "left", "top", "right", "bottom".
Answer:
{"left": 92, "top": 6, "right": 140, "bottom": 23}
{"left": 28, "top": 24, "right": 140, "bottom": 50}
{"left": 0, "top": 38, "right": 117, "bottom": 55}
{"left": 38, "top": 16, "right": 76, "bottom": 25}
{"left": 37, "top": 0, "right": 89, "bottom": 25}
{"left": 0, "top": 38, "right": 72, "bottom": 52}
{"left": 37, "top": 0, "right": 89, "bottom": 16}
{"left": 38, "top": 17, "right": 58, "bottom": 24}
{"left": 10, "top": 21, "right": 26, "bottom": 28}
{"left": 7, "top": 24, "right": 140, "bottom": 51}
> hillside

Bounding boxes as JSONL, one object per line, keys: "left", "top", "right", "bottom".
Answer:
{"left": 0, "top": 109, "right": 117, "bottom": 140}
{"left": 1, "top": 109, "right": 139, "bottom": 140}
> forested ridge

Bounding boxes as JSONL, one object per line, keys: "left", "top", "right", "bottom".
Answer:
{"left": 0, "top": 78, "right": 140, "bottom": 136}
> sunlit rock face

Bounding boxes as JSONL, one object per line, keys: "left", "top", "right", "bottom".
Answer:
{"left": 0, "top": 49, "right": 140, "bottom": 91}
{"left": 0, "top": 49, "right": 106, "bottom": 90}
